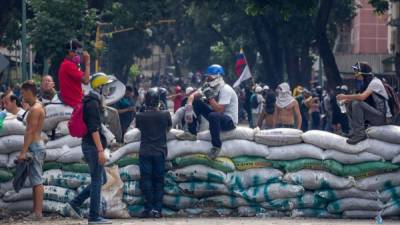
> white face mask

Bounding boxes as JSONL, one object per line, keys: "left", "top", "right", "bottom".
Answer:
{"left": 207, "top": 76, "right": 224, "bottom": 88}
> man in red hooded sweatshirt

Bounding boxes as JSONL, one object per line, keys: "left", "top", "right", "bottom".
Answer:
{"left": 58, "top": 40, "right": 90, "bottom": 108}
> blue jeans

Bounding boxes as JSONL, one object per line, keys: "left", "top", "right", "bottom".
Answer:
{"left": 189, "top": 99, "right": 235, "bottom": 148}
{"left": 70, "top": 142, "right": 107, "bottom": 220}
{"left": 139, "top": 152, "right": 165, "bottom": 212}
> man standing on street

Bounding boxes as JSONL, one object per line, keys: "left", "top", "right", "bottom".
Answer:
{"left": 18, "top": 80, "right": 46, "bottom": 220}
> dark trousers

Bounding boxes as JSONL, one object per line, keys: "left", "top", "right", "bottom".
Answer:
{"left": 347, "top": 100, "right": 386, "bottom": 136}
{"left": 70, "top": 143, "right": 107, "bottom": 220}
{"left": 139, "top": 152, "right": 165, "bottom": 212}
{"left": 188, "top": 99, "right": 235, "bottom": 148}
{"left": 311, "top": 112, "right": 320, "bottom": 130}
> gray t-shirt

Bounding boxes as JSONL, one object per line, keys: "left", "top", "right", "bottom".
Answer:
{"left": 218, "top": 84, "right": 239, "bottom": 125}
{"left": 367, "top": 77, "right": 392, "bottom": 117}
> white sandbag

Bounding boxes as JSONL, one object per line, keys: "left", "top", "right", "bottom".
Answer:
{"left": 317, "top": 187, "right": 380, "bottom": 201}
{"left": 291, "top": 209, "right": 340, "bottom": 218}
{"left": 220, "top": 140, "right": 269, "bottom": 158}
{"left": 267, "top": 144, "right": 323, "bottom": 160}
{"left": 255, "top": 128, "right": 303, "bottom": 146}
{"left": 43, "top": 104, "right": 73, "bottom": 131}
{"left": 123, "top": 181, "right": 141, "bottom": 196}
{"left": 101, "top": 166, "right": 130, "bottom": 219}
{"left": 163, "top": 195, "right": 199, "bottom": 209}
{"left": 178, "top": 182, "right": 230, "bottom": 197}
{"left": 379, "top": 186, "right": 400, "bottom": 203}
{"left": 393, "top": 154, "right": 400, "bottom": 164}
{"left": 197, "top": 127, "right": 255, "bottom": 142}
{"left": 197, "top": 195, "right": 249, "bottom": 208}
{"left": 7, "top": 151, "right": 19, "bottom": 168}
{"left": 284, "top": 169, "right": 355, "bottom": 190}
{"left": 52, "top": 146, "right": 84, "bottom": 163}
{"left": 3, "top": 188, "right": 32, "bottom": 202}
{"left": 234, "top": 183, "right": 304, "bottom": 202}
{"left": 54, "top": 120, "right": 70, "bottom": 137}
{"left": 323, "top": 149, "right": 383, "bottom": 164}
{"left": 367, "top": 125, "right": 400, "bottom": 144}
{"left": 343, "top": 210, "right": 378, "bottom": 219}
{"left": 0, "top": 154, "right": 8, "bottom": 168}
{"left": 167, "top": 165, "right": 227, "bottom": 183}
{"left": 0, "top": 180, "right": 31, "bottom": 197}
{"left": 44, "top": 185, "right": 77, "bottom": 203}
{"left": 302, "top": 130, "right": 366, "bottom": 154}
{"left": 356, "top": 171, "right": 400, "bottom": 191}
{"left": 227, "top": 168, "right": 283, "bottom": 190}
{"left": 327, "top": 198, "right": 382, "bottom": 213}
{"left": 362, "top": 139, "right": 400, "bottom": 160}
{"left": 0, "top": 119, "right": 25, "bottom": 136}
{"left": 381, "top": 201, "right": 400, "bottom": 217}
{"left": 119, "top": 165, "right": 140, "bottom": 181}
{"left": 167, "top": 140, "right": 212, "bottom": 160}
{"left": 43, "top": 169, "right": 91, "bottom": 189}
{"left": 289, "top": 192, "right": 328, "bottom": 209}
{"left": 124, "top": 128, "right": 184, "bottom": 144}
{"left": 0, "top": 135, "right": 24, "bottom": 154}
{"left": 46, "top": 135, "right": 81, "bottom": 149}
{"left": 237, "top": 207, "right": 288, "bottom": 217}
{"left": 107, "top": 142, "right": 140, "bottom": 165}
{"left": 102, "top": 124, "right": 116, "bottom": 146}
{"left": 122, "top": 194, "right": 143, "bottom": 205}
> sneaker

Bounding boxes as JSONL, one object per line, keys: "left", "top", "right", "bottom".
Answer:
{"left": 150, "top": 210, "right": 163, "bottom": 218}
{"left": 25, "top": 213, "right": 43, "bottom": 221}
{"left": 176, "top": 132, "right": 197, "bottom": 141}
{"left": 88, "top": 217, "right": 112, "bottom": 224}
{"left": 207, "top": 147, "right": 221, "bottom": 159}
{"left": 66, "top": 202, "right": 82, "bottom": 219}
{"left": 346, "top": 134, "right": 367, "bottom": 145}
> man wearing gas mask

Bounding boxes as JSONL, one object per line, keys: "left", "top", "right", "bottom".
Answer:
{"left": 177, "top": 64, "right": 238, "bottom": 159}
{"left": 336, "top": 62, "right": 390, "bottom": 144}
{"left": 58, "top": 40, "right": 90, "bottom": 108}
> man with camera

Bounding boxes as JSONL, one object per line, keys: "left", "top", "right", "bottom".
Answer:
{"left": 177, "top": 64, "right": 238, "bottom": 159}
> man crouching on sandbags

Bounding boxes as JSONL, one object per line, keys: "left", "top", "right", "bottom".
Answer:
{"left": 177, "top": 64, "right": 239, "bottom": 159}
{"left": 136, "top": 87, "right": 171, "bottom": 218}
{"left": 337, "top": 62, "right": 391, "bottom": 145}
{"left": 16, "top": 81, "right": 45, "bottom": 220}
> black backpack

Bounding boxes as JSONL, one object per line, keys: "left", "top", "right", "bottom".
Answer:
{"left": 375, "top": 81, "right": 400, "bottom": 125}
{"left": 250, "top": 94, "right": 259, "bottom": 109}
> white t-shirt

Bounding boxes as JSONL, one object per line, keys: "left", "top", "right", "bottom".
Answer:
{"left": 367, "top": 77, "right": 392, "bottom": 117}
{"left": 218, "top": 84, "right": 239, "bottom": 125}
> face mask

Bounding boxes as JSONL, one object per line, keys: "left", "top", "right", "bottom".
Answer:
{"left": 72, "top": 55, "right": 81, "bottom": 65}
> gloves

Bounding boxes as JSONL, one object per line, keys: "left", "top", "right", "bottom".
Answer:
{"left": 201, "top": 83, "right": 217, "bottom": 100}
{"left": 184, "top": 105, "right": 194, "bottom": 123}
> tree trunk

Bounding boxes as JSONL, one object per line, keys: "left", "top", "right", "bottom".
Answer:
{"left": 315, "top": 0, "right": 342, "bottom": 90}
{"left": 284, "top": 41, "right": 301, "bottom": 87}
{"left": 300, "top": 46, "right": 312, "bottom": 86}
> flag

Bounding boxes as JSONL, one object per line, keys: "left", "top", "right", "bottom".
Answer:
{"left": 233, "top": 48, "right": 252, "bottom": 88}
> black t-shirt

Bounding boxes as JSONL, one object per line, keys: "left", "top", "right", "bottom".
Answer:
{"left": 82, "top": 94, "right": 107, "bottom": 148}
{"left": 136, "top": 110, "right": 172, "bottom": 157}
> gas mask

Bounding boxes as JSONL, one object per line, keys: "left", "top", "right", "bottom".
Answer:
{"left": 72, "top": 55, "right": 81, "bottom": 65}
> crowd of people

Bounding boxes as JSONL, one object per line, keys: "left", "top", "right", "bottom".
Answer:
{"left": 0, "top": 37, "right": 398, "bottom": 224}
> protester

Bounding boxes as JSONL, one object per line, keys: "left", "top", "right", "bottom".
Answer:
{"left": 58, "top": 40, "right": 90, "bottom": 108}
{"left": 178, "top": 64, "right": 238, "bottom": 159}
{"left": 171, "top": 85, "right": 183, "bottom": 113}
{"left": 310, "top": 92, "right": 321, "bottom": 130}
{"left": 273, "top": 82, "right": 302, "bottom": 129}
{"left": 68, "top": 73, "right": 112, "bottom": 224}
{"left": 115, "top": 86, "right": 136, "bottom": 135}
{"left": 3, "top": 93, "right": 25, "bottom": 118}
{"left": 244, "top": 83, "right": 254, "bottom": 128}
{"left": 17, "top": 80, "right": 46, "bottom": 220}
{"left": 257, "top": 85, "right": 275, "bottom": 129}
{"left": 251, "top": 86, "right": 264, "bottom": 128}
{"left": 136, "top": 87, "right": 172, "bottom": 218}
{"left": 337, "top": 62, "right": 390, "bottom": 144}
{"left": 39, "top": 75, "right": 57, "bottom": 103}
{"left": 296, "top": 89, "right": 311, "bottom": 131}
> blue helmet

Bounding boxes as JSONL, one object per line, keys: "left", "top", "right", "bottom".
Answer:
{"left": 205, "top": 64, "right": 224, "bottom": 76}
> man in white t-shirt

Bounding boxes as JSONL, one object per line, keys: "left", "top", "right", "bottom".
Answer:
{"left": 3, "top": 93, "right": 25, "bottom": 119}
{"left": 337, "top": 62, "right": 389, "bottom": 144}
{"left": 177, "top": 64, "right": 238, "bottom": 159}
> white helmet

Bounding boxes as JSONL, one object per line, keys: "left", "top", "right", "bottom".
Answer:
{"left": 263, "top": 85, "right": 270, "bottom": 91}
{"left": 186, "top": 87, "right": 194, "bottom": 95}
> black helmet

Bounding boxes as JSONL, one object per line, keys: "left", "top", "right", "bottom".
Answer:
{"left": 145, "top": 87, "right": 160, "bottom": 109}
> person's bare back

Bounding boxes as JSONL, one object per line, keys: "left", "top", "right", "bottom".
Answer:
{"left": 26, "top": 102, "right": 45, "bottom": 142}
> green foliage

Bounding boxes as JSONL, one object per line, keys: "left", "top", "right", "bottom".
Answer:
{"left": 129, "top": 64, "right": 141, "bottom": 80}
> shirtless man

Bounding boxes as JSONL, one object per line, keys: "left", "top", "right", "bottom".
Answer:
{"left": 272, "top": 83, "right": 302, "bottom": 129}
{"left": 18, "top": 80, "right": 46, "bottom": 220}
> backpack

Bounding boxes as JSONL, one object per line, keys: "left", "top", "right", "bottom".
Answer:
{"left": 383, "top": 83, "right": 400, "bottom": 125}
{"left": 264, "top": 90, "right": 276, "bottom": 115}
{"left": 68, "top": 102, "right": 87, "bottom": 138}
{"left": 250, "top": 94, "right": 259, "bottom": 109}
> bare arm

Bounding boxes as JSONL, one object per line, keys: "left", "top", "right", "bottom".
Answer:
{"left": 91, "top": 131, "right": 104, "bottom": 152}
{"left": 19, "top": 106, "right": 41, "bottom": 159}
{"left": 272, "top": 105, "right": 278, "bottom": 128}
{"left": 257, "top": 110, "right": 266, "bottom": 128}
{"left": 337, "top": 89, "right": 373, "bottom": 102}
{"left": 81, "top": 51, "right": 90, "bottom": 84}
{"left": 208, "top": 99, "right": 224, "bottom": 113}
{"left": 294, "top": 101, "right": 302, "bottom": 129}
